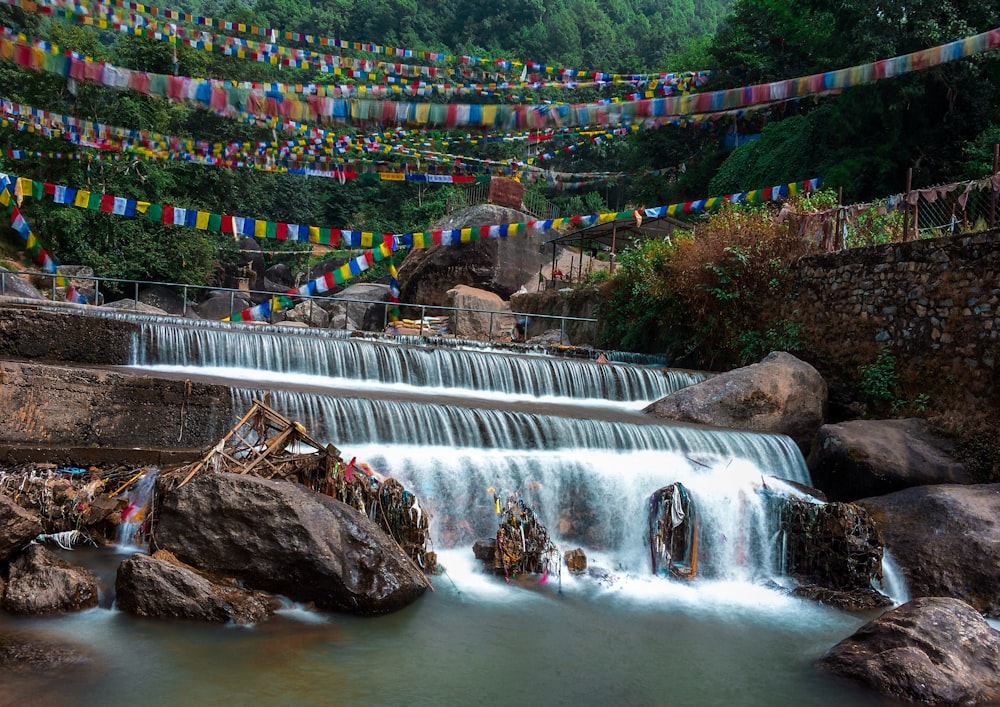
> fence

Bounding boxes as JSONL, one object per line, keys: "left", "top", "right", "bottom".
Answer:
{"left": 780, "top": 170, "right": 998, "bottom": 252}
{"left": 0, "top": 269, "right": 600, "bottom": 347}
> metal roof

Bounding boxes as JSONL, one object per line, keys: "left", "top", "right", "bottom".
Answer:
{"left": 544, "top": 213, "right": 689, "bottom": 250}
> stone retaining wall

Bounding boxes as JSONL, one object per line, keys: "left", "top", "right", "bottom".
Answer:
{"left": 783, "top": 230, "right": 999, "bottom": 408}
{"left": 0, "top": 361, "right": 231, "bottom": 454}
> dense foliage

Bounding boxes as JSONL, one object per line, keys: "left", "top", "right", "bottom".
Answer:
{"left": 0, "top": 0, "right": 998, "bottom": 307}
{"left": 600, "top": 202, "right": 817, "bottom": 368}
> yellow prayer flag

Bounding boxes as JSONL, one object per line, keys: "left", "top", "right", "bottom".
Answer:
{"left": 380, "top": 172, "right": 404, "bottom": 181}
{"left": 460, "top": 227, "right": 473, "bottom": 242}
{"left": 74, "top": 190, "right": 90, "bottom": 208}
{"left": 195, "top": 211, "right": 210, "bottom": 230}
{"left": 360, "top": 231, "right": 374, "bottom": 248}
{"left": 309, "top": 225, "right": 320, "bottom": 241}
{"left": 135, "top": 201, "right": 150, "bottom": 214}
{"left": 254, "top": 220, "right": 267, "bottom": 238}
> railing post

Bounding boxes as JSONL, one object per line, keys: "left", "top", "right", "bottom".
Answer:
{"left": 229, "top": 291, "right": 235, "bottom": 320}
{"left": 488, "top": 311, "right": 494, "bottom": 342}
{"left": 903, "top": 167, "right": 912, "bottom": 241}
{"left": 182, "top": 286, "right": 188, "bottom": 317}
{"left": 419, "top": 305, "right": 425, "bottom": 337}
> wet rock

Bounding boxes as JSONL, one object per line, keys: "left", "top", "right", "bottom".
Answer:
{"left": 644, "top": 351, "right": 827, "bottom": 455}
{"left": 116, "top": 551, "right": 278, "bottom": 623}
{"left": 808, "top": 418, "right": 970, "bottom": 502}
{"left": 527, "top": 328, "right": 572, "bottom": 346}
{"left": 447, "top": 285, "right": 512, "bottom": 339}
{"left": 2, "top": 544, "right": 98, "bottom": 614}
{"left": 154, "top": 472, "right": 430, "bottom": 615}
{"left": 0, "top": 494, "right": 43, "bottom": 562}
{"left": 792, "top": 584, "right": 892, "bottom": 611}
{"left": 817, "top": 597, "right": 1000, "bottom": 704}
{"left": 564, "top": 548, "right": 587, "bottom": 573}
{"left": 780, "top": 500, "right": 884, "bottom": 592}
{"left": 857, "top": 483, "right": 1000, "bottom": 615}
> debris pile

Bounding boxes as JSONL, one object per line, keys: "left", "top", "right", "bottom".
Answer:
{"left": 164, "top": 399, "right": 434, "bottom": 573}
{"left": 649, "top": 483, "right": 698, "bottom": 580}
{"left": 478, "top": 493, "right": 559, "bottom": 582}
{"left": 0, "top": 464, "right": 153, "bottom": 542}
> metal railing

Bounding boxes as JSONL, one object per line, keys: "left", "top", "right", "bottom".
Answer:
{"left": 0, "top": 269, "right": 600, "bottom": 347}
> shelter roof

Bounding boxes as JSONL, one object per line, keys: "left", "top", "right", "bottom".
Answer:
{"left": 544, "top": 213, "right": 689, "bottom": 250}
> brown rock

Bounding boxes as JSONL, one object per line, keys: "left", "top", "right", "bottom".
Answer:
{"left": 645, "top": 351, "right": 827, "bottom": 455}
{"left": 858, "top": 483, "right": 1000, "bottom": 614}
{"left": 817, "top": 597, "right": 1000, "bottom": 704}
{"left": 564, "top": 548, "right": 587, "bottom": 573}
{"left": 0, "top": 494, "right": 43, "bottom": 562}
{"left": 154, "top": 472, "right": 430, "bottom": 616}
{"left": 808, "top": 418, "right": 970, "bottom": 501}
{"left": 2, "top": 544, "right": 99, "bottom": 614}
{"left": 397, "top": 204, "right": 550, "bottom": 305}
{"left": 447, "top": 285, "right": 513, "bottom": 339}
{"left": 115, "top": 551, "right": 277, "bottom": 623}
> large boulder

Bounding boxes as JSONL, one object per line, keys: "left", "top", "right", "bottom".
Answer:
{"left": 116, "top": 551, "right": 277, "bottom": 623}
{"left": 154, "top": 473, "right": 430, "bottom": 615}
{"left": 817, "top": 597, "right": 1000, "bottom": 704}
{"left": 2, "top": 544, "right": 99, "bottom": 615}
{"left": 0, "top": 268, "right": 45, "bottom": 300}
{"left": 0, "top": 495, "right": 43, "bottom": 562}
{"left": 138, "top": 285, "right": 192, "bottom": 316}
{"left": 324, "top": 283, "right": 390, "bottom": 332}
{"left": 447, "top": 285, "right": 512, "bottom": 339}
{"left": 645, "top": 351, "right": 827, "bottom": 454}
{"left": 808, "top": 418, "right": 971, "bottom": 501}
{"left": 195, "top": 292, "right": 252, "bottom": 320}
{"left": 397, "top": 204, "right": 549, "bottom": 305}
{"left": 857, "top": 483, "right": 1000, "bottom": 615}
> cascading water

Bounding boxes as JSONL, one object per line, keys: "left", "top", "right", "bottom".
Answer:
{"left": 115, "top": 469, "right": 158, "bottom": 549}
{"left": 130, "top": 320, "right": 704, "bottom": 407}
{"left": 232, "top": 388, "right": 812, "bottom": 582}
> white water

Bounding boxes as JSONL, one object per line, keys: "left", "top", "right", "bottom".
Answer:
{"left": 131, "top": 321, "right": 704, "bottom": 402}
{"left": 115, "top": 469, "right": 158, "bottom": 549}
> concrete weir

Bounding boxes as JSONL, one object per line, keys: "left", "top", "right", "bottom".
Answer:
{"left": 0, "top": 302, "right": 232, "bottom": 464}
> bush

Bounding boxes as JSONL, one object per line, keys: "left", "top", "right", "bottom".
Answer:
{"left": 600, "top": 202, "right": 819, "bottom": 366}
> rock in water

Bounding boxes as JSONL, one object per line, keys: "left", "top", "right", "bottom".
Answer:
{"left": 817, "top": 597, "right": 1000, "bottom": 704}
{"left": 0, "top": 495, "right": 43, "bottom": 562}
{"left": 644, "top": 351, "right": 827, "bottom": 455}
{"left": 116, "top": 551, "right": 277, "bottom": 623}
{"left": 808, "top": 418, "right": 970, "bottom": 501}
{"left": 858, "top": 483, "right": 1000, "bottom": 615}
{"left": 154, "top": 473, "right": 430, "bottom": 615}
{"left": 2, "top": 545, "right": 99, "bottom": 614}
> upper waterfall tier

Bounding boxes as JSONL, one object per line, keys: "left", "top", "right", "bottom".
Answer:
{"left": 134, "top": 321, "right": 703, "bottom": 404}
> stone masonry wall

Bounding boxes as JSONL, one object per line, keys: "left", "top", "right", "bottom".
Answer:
{"left": 783, "top": 230, "right": 999, "bottom": 408}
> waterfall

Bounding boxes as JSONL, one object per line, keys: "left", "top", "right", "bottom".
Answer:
{"left": 232, "top": 388, "right": 810, "bottom": 580}
{"left": 116, "top": 469, "right": 158, "bottom": 549}
{"left": 132, "top": 321, "right": 704, "bottom": 403}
